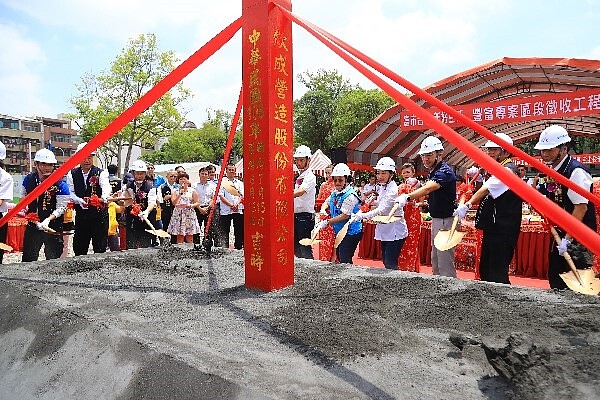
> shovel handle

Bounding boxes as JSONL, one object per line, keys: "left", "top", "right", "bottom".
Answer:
{"left": 446, "top": 195, "right": 466, "bottom": 242}
{"left": 142, "top": 216, "right": 157, "bottom": 233}
{"left": 386, "top": 203, "right": 399, "bottom": 223}
{"left": 549, "top": 227, "right": 584, "bottom": 285}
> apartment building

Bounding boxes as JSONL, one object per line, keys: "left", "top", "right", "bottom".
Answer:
{"left": 0, "top": 114, "right": 43, "bottom": 173}
{"left": 39, "top": 114, "right": 78, "bottom": 165}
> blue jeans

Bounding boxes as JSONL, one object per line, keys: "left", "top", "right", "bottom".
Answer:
{"left": 381, "top": 238, "right": 406, "bottom": 270}
{"left": 336, "top": 232, "right": 363, "bottom": 264}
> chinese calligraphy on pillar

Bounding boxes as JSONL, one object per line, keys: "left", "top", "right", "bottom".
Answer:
{"left": 243, "top": 0, "right": 294, "bottom": 291}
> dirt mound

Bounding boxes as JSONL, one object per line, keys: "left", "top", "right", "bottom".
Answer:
{"left": 1, "top": 246, "right": 598, "bottom": 399}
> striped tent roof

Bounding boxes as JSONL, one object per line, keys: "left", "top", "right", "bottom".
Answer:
{"left": 346, "top": 57, "right": 600, "bottom": 171}
{"left": 234, "top": 149, "right": 332, "bottom": 178}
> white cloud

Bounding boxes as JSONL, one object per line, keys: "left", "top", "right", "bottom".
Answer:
{"left": 0, "top": 22, "right": 50, "bottom": 117}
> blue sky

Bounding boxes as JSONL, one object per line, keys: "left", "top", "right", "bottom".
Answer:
{"left": 1, "top": 0, "right": 599, "bottom": 126}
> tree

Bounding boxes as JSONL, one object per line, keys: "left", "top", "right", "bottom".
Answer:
{"left": 70, "top": 33, "right": 191, "bottom": 172}
{"left": 332, "top": 89, "right": 395, "bottom": 148}
{"left": 144, "top": 109, "right": 243, "bottom": 165}
{"left": 293, "top": 69, "right": 355, "bottom": 151}
{"left": 293, "top": 69, "right": 394, "bottom": 153}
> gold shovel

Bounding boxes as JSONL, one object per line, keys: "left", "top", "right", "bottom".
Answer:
{"left": 433, "top": 197, "right": 466, "bottom": 251}
{"left": 222, "top": 179, "right": 242, "bottom": 197}
{"left": 0, "top": 242, "right": 13, "bottom": 251}
{"left": 142, "top": 216, "right": 171, "bottom": 238}
{"left": 372, "top": 203, "right": 404, "bottom": 224}
{"left": 550, "top": 227, "right": 600, "bottom": 296}
{"left": 299, "top": 227, "right": 321, "bottom": 246}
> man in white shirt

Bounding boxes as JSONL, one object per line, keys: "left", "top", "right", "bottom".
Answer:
{"left": 361, "top": 173, "right": 377, "bottom": 202}
{"left": 66, "top": 142, "right": 112, "bottom": 255}
{"left": 293, "top": 145, "right": 317, "bottom": 259}
{"left": 194, "top": 167, "right": 216, "bottom": 251}
{"left": 219, "top": 164, "right": 244, "bottom": 250}
{"left": 454, "top": 133, "right": 522, "bottom": 284}
{"left": 0, "top": 141, "right": 14, "bottom": 264}
{"left": 533, "top": 125, "right": 596, "bottom": 289}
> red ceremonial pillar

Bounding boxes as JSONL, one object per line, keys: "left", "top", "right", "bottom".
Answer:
{"left": 242, "top": 0, "right": 294, "bottom": 291}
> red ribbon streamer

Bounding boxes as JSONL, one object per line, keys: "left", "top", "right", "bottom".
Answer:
{"left": 0, "top": 17, "right": 242, "bottom": 230}
{"left": 279, "top": 7, "right": 600, "bottom": 257}
{"left": 298, "top": 14, "right": 599, "bottom": 209}
{"left": 204, "top": 86, "right": 244, "bottom": 237}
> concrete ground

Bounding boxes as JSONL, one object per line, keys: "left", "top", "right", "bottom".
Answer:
{"left": 0, "top": 245, "right": 599, "bottom": 399}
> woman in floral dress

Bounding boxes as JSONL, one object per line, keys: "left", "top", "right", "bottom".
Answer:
{"left": 397, "top": 163, "right": 423, "bottom": 272}
{"left": 316, "top": 165, "right": 336, "bottom": 261}
{"left": 167, "top": 173, "right": 200, "bottom": 244}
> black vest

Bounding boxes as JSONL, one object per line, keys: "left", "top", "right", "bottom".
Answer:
{"left": 71, "top": 166, "right": 104, "bottom": 213}
{"left": 161, "top": 184, "right": 174, "bottom": 209}
{"left": 24, "top": 172, "right": 64, "bottom": 231}
{"left": 475, "top": 161, "right": 522, "bottom": 235}
{"left": 555, "top": 156, "right": 596, "bottom": 231}
{"left": 125, "top": 180, "right": 157, "bottom": 229}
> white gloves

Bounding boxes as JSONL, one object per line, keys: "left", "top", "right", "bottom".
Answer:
{"left": 557, "top": 237, "right": 571, "bottom": 255}
{"left": 37, "top": 218, "right": 51, "bottom": 231}
{"left": 349, "top": 211, "right": 365, "bottom": 224}
{"left": 395, "top": 194, "right": 410, "bottom": 208}
{"left": 75, "top": 197, "right": 88, "bottom": 208}
{"left": 453, "top": 202, "right": 471, "bottom": 219}
{"left": 315, "top": 219, "right": 329, "bottom": 231}
{"left": 138, "top": 210, "right": 149, "bottom": 220}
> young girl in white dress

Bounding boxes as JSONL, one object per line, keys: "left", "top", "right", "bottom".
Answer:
{"left": 167, "top": 173, "right": 200, "bottom": 244}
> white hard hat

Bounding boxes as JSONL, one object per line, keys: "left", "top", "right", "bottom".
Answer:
{"left": 293, "top": 145, "right": 312, "bottom": 158}
{"left": 418, "top": 136, "right": 444, "bottom": 155}
{"left": 34, "top": 148, "right": 57, "bottom": 164}
{"left": 374, "top": 156, "right": 396, "bottom": 171}
{"left": 331, "top": 163, "right": 351, "bottom": 177}
{"left": 483, "top": 132, "right": 513, "bottom": 148}
{"left": 130, "top": 160, "right": 148, "bottom": 172}
{"left": 76, "top": 142, "right": 97, "bottom": 155}
{"left": 0, "top": 141, "right": 5, "bottom": 160}
{"left": 534, "top": 125, "right": 571, "bottom": 150}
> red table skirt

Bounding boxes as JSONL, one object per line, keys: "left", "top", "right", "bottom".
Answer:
{"left": 358, "top": 220, "right": 554, "bottom": 280}
{"left": 6, "top": 217, "right": 27, "bottom": 253}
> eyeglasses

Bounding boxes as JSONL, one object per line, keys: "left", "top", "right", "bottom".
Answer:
{"left": 147, "top": 167, "right": 154, "bottom": 170}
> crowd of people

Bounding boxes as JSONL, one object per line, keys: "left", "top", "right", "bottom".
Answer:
{"left": 0, "top": 123, "right": 597, "bottom": 293}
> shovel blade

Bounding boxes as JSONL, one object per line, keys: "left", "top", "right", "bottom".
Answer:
{"left": 222, "top": 181, "right": 242, "bottom": 197}
{"left": 0, "top": 242, "right": 13, "bottom": 251}
{"left": 372, "top": 215, "right": 403, "bottom": 224}
{"left": 560, "top": 269, "right": 600, "bottom": 296}
{"left": 299, "top": 238, "right": 321, "bottom": 246}
{"left": 145, "top": 229, "right": 171, "bottom": 238}
{"left": 434, "top": 230, "right": 465, "bottom": 251}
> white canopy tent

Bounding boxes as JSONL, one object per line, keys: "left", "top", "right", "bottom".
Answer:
{"left": 234, "top": 149, "right": 333, "bottom": 179}
{"left": 153, "top": 161, "right": 220, "bottom": 183}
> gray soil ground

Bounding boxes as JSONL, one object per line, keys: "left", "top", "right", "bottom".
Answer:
{"left": 0, "top": 245, "right": 599, "bottom": 399}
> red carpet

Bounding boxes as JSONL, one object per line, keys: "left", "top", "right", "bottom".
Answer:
{"left": 352, "top": 255, "right": 550, "bottom": 290}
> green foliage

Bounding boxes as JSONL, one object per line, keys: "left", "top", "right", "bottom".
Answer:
{"left": 70, "top": 33, "right": 191, "bottom": 172}
{"left": 144, "top": 109, "right": 242, "bottom": 164}
{"left": 294, "top": 69, "right": 394, "bottom": 152}
{"left": 332, "top": 89, "right": 395, "bottom": 148}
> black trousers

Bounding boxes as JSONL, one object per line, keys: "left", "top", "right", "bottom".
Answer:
{"left": 22, "top": 224, "right": 63, "bottom": 262}
{"left": 220, "top": 213, "right": 243, "bottom": 249}
{"left": 73, "top": 210, "right": 108, "bottom": 256}
{"left": 294, "top": 212, "right": 314, "bottom": 259}
{"left": 193, "top": 208, "right": 215, "bottom": 247}
{"left": 479, "top": 230, "right": 520, "bottom": 284}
